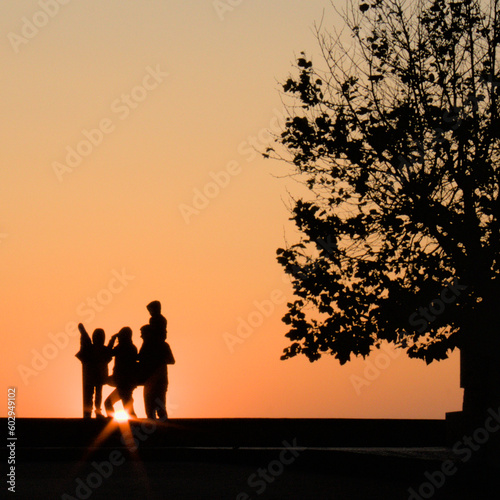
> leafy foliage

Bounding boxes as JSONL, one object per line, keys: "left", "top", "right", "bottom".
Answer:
{"left": 271, "top": 0, "right": 500, "bottom": 365}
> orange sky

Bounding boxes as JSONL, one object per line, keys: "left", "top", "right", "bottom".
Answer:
{"left": 0, "top": 0, "right": 462, "bottom": 419}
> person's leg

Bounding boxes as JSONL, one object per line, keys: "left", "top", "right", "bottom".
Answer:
{"left": 154, "top": 375, "right": 168, "bottom": 420}
{"left": 119, "top": 386, "right": 136, "bottom": 417}
{"left": 155, "top": 388, "right": 167, "bottom": 419}
{"left": 144, "top": 379, "right": 155, "bottom": 419}
{"left": 128, "top": 388, "right": 137, "bottom": 417}
{"left": 95, "top": 384, "right": 103, "bottom": 417}
{"left": 82, "top": 380, "right": 93, "bottom": 418}
{"left": 104, "top": 388, "right": 119, "bottom": 418}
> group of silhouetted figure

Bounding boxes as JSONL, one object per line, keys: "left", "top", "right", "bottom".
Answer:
{"left": 75, "top": 300, "right": 175, "bottom": 420}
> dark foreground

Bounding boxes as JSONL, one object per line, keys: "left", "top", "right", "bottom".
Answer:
{"left": 3, "top": 418, "right": 499, "bottom": 499}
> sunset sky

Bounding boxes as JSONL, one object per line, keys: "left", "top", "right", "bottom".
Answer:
{"left": 1, "top": 0, "right": 462, "bottom": 419}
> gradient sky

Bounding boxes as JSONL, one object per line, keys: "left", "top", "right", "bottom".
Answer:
{"left": 1, "top": 0, "right": 462, "bottom": 419}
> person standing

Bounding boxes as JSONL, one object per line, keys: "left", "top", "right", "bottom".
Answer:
{"left": 138, "top": 324, "right": 174, "bottom": 419}
{"left": 76, "top": 324, "right": 112, "bottom": 418}
{"left": 104, "top": 327, "right": 138, "bottom": 418}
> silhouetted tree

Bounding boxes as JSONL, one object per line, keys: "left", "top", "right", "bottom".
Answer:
{"left": 270, "top": 0, "right": 500, "bottom": 418}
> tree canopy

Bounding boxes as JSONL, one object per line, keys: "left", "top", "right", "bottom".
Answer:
{"left": 270, "top": 0, "right": 500, "bottom": 368}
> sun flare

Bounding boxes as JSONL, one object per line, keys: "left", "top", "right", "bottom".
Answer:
{"left": 113, "top": 410, "right": 130, "bottom": 422}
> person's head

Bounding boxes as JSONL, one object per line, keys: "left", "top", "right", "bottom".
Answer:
{"left": 92, "top": 329, "right": 105, "bottom": 346}
{"left": 117, "top": 327, "right": 133, "bottom": 344}
{"left": 140, "top": 324, "right": 153, "bottom": 341}
{"left": 147, "top": 300, "right": 161, "bottom": 315}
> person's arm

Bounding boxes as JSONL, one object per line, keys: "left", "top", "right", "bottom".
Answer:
{"left": 164, "top": 342, "right": 175, "bottom": 365}
{"left": 107, "top": 333, "right": 118, "bottom": 350}
{"left": 78, "top": 323, "right": 92, "bottom": 348}
{"left": 76, "top": 323, "right": 91, "bottom": 361}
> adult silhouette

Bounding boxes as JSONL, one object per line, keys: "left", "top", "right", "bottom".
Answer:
{"left": 76, "top": 323, "right": 112, "bottom": 418}
{"left": 104, "top": 327, "right": 138, "bottom": 418}
{"left": 138, "top": 324, "right": 174, "bottom": 419}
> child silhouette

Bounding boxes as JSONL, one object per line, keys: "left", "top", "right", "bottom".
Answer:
{"left": 147, "top": 300, "right": 167, "bottom": 341}
{"left": 76, "top": 323, "right": 112, "bottom": 418}
{"left": 104, "top": 327, "right": 138, "bottom": 418}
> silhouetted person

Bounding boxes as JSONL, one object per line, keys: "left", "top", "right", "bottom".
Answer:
{"left": 147, "top": 300, "right": 167, "bottom": 341}
{"left": 138, "top": 324, "right": 175, "bottom": 419}
{"left": 104, "top": 327, "right": 138, "bottom": 418}
{"left": 76, "top": 323, "right": 112, "bottom": 418}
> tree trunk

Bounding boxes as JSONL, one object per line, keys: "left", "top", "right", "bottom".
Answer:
{"left": 460, "top": 312, "right": 500, "bottom": 464}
